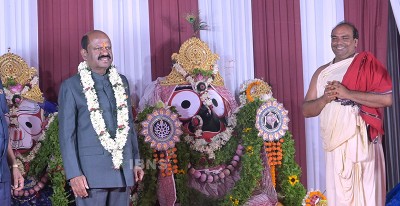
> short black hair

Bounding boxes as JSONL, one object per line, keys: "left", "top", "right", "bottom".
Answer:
{"left": 81, "top": 34, "right": 89, "bottom": 50}
{"left": 333, "top": 21, "right": 359, "bottom": 39}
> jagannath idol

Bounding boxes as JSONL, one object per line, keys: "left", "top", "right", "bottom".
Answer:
{"left": 0, "top": 52, "right": 57, "bottom": 205}
{"left": 136, "top": 37, "right": 280, "bottom": 205}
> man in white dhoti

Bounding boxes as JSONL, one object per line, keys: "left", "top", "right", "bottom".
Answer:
{"left": 303, "top": 22, "right": 393, "bottom": 206}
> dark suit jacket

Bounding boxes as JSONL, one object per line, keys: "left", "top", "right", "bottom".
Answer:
{"left": 0, "top": 80, "right": 10, "bottom": 182}
{"left": 58, "top": 71, "right": 140, "bottom": 188}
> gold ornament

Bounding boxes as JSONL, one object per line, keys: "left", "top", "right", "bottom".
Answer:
{"left": 0, "top": 52, "right": 36, "bottom": 86}
{"left": 161, "top": 37, "right": 224, "bottom": 86}
{"left": 23, "top": 84, "right": 44, "bottom": 103}
{"left": 0, "top": 51, "right": 44, "bottom": 103}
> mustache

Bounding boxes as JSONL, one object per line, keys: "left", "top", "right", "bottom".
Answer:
{"left": 98, "top": 54, "right": 111, "bottom": 60}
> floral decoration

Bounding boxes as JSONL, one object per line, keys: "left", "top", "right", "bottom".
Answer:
{"left": 229, "top": 196, "right": 240, "bottom": 205}
{"left": 140, "top": 107, "right": 182, "bottom": 151}
{"left": 27, "top": 115, "right": 71, "bottom": 205}
{"left": 3, "top": 76, "right": 39, "bottom": 106}
{"left": 183, "top": 113, "right": 236, "bottom": 159}
{"left": 288, "top": 175, "right": 299, "bottom": 186}
{"left": 256, "top": 100, "right": 290, "bottom": 141}
{"left": 302, "top": 190, "right": 327, "bottom": 206}
{"left": 78, "top": 61, "right": 130, "bottom": 169}
{"left": 238, "top": 78, "right": 272, "bottom": 105}
{"left": 135, "top": 96, "right": 307, "bottom": 206}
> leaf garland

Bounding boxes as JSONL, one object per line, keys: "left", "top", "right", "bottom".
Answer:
{"left": 28, "top": 114, "right": 72, "bottom": 205}
{"left": 134, "top": 106, "right": 159, "bottom": 206}
{"left": 220, "top": 100, "right": 265, "bottom": 205}
{"left": 276, "top": 132, "right": 307, "bottom": 205}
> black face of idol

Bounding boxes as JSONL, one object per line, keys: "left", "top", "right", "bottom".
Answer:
{"left": 168, "top": 85, "right": 228, "bottom": 139}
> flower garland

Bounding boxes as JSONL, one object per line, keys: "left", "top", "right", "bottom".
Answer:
{"left": 4, "top": 76, "right": 39, "bottom": 106}
{"left": 183, "top": 114, "right": 237, "bottom": 159}
{"left": 78, "top": 61, "right": 130, "bottom": 169}
{"left": 239, "top": 78, "right": 273, "bottom": 105}
{"left": 302, "top": 190, "right": 327, "bottom": 206}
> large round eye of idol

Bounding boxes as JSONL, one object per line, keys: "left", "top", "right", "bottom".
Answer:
{"left": 17, "top": 113, "right": 43, "bottom": 136}
{"left": 207, "top": 89, "right": 226, "bottom": 117}
{"left": 168, "top": 89, "right": 201, "bottom": 120}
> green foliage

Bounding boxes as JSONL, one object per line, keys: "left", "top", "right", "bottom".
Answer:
{"left": 136, "top": 99, "right": 307, "bottom": 206}
{"left": 174, "top": 141, "right": 190, "bottom": 205}
{"left": 221, "top": 100, "right": 264, "bottom": 205}
{"left": 28, "top": 115, "right": 72, "bottom": 206}
{"left": 4, "top": 77, "right": 17, "bottom": 87}
{"left": 135, "top": 135, "right": 158, "bottom": 206}
{"left": 192, "top": 68, "right": 214, "bottom": 78}
{"left": 276, "top": 132, "right": 307, "bottom": 205}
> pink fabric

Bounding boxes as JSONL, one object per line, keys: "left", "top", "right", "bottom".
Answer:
{"left": 213, "top": 86, "right": 238, "bottom": 115}
{"left": 157, "top": 173, "right": 177, "bottom": 206}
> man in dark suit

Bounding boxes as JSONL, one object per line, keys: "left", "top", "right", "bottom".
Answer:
{"left": 0, "top": 79, "right": 24, "bottom": 206}
{"left": 58, "top": 30, "right": 144, "bottom": 206}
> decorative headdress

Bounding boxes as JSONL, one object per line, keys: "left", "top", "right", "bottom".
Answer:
{"left": 160, "top": 37, "right": 224, "bottom": 86}
{"left": 0, "top": 51, "right": 44, "bottom": 104}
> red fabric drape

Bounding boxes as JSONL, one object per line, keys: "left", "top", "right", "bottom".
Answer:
{"left": 148, "top": 0, "right": 199, "bottom": 80}
{"left": 344, "top": 0, "right": 389, "bottom": 67}
{"left": 38, "top": 0, "right": 93, "bottom": 102}
{"left": 251, "top": 0, "right": 307, "bottom": 185}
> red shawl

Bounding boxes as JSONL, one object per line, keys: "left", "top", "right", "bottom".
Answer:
{"left": 342, "top": 52, "right": 392, "bottom": 140}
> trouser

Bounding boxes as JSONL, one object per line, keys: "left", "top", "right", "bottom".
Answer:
{"left": 0, "top": 181, "right": 11, "bottom": 206}
{"left": 75, "top": 187, "right": 130, "bottom": 206}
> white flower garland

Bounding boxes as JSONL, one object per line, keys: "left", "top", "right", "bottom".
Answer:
{"left": 184, "top": 113, "right": 237, "bottom": 159}
{"left": 78, "top": 61, "right": 130, "bottom": 169}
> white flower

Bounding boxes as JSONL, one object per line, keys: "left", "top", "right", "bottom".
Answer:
{"left": 79, "top": 61, "right": 129, "bottom": 169}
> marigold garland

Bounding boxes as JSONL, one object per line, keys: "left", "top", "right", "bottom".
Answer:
{"left": 245, "top": 81, "right": 261, "bottom": 102}
{"left": 302, "top": 190, "right": 327, "bottom": 206}
{"left": 239, "top": 78, "right": 273, "bottom": 105}
{"left": 264, "top": 138, "right": 284, "bottom": 187}
{"left": 153, "top": 147, "right": 179, "bottom": 177}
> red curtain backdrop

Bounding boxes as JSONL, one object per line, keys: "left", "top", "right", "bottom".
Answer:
{"left": 148, "top": 0, "right": 199, "bottom": 80}
{"left": 38, "top": 0, "right": 94, "bottom": 102}
{"left": 344, "top": 0, "right": 389, "bottom": 67}
{"left": 251, "top": 0, "right": 307, "bottom": 185}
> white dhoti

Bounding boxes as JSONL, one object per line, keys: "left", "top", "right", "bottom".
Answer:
{"left": 317, "top": 56, "right": 386, "bottom": 206}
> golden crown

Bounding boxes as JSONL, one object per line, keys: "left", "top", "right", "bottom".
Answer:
{"left": 160, "top": 37, "right": 224, "bottom": 86}
{"left": 0, "top": 51, "right": 44, "bottom": 103}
